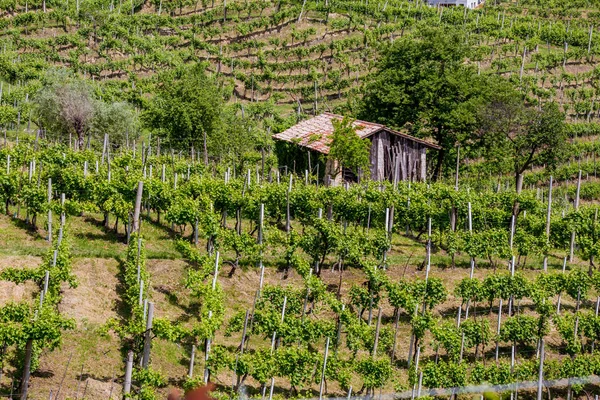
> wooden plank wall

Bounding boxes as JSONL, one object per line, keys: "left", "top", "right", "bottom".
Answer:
{"left": 369, "top": 130, "right": 428, "bottom": 182}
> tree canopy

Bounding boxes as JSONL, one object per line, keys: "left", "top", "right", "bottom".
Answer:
{"left": 478, "top": 96, "right": 566, "bottom": 193}
{"left": 34, "top": 69, "right": 138, "bottom": 150}
{"left": 143, "top": 63, "right": 224, "bottom": 153}
{"left": 358, "top": 27, "right": 511, "bottom": 180}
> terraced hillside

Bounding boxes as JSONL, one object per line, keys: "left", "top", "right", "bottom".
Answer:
{"left": 3, "top": 0, "right": 600, "bottom": 117}
{"left": 3, "top": 1, "right": 600, "bottom": 399}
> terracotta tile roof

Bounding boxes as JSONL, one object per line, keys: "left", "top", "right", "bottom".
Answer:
{"left": 272, "top": 112, "right": 440, "bottom": 154}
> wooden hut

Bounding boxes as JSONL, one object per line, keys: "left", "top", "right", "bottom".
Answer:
{"left": 272, "top": 113, "right": 440, "bottom": 184}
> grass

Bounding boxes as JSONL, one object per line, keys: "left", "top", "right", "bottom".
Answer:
{"left": 0, "top": 209, "right": 180, "bottom": 259}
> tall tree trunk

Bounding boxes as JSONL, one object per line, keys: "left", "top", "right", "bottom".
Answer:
{"left": 77, "top": 131, "right": 85, "bottom": 151}
{"left": 515, "top": 171, "right": 524, "bottom": 195}
{"left": 512, "top": 171, "right": 524, "bottom": 220}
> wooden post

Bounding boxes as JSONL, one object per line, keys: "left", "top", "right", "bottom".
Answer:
{"left": 212, "top": 252, "right": 220, "bottom": 290}
{"left": 557, "top": 257, "right": 567, "bottom": 314}
{"left": 318, "top": 338, "right": 330, "bottom": 400}
{"left": 569, "top": 170, "right": 582, "bottom": 262}
{"left": 468, "top": 202, "right": 474, "bottom": 277}
{"left": 39, "top": 270, "right": 49, "bottom": 307}
{"left": 593, "top": 297, "right": 600, "bottom": 352}
{"left": 47, "top": 178, "right": 52, "bottom": 242}
{"left": 59, "top": 192, "right": 65, "bottom": 228}
{"left": 281, "top": 296, "right": 287, "bottom": 324}
{"left": 383, "top": 208, "right": 390, "bottom": 264}
{"left": 123, "top": 351, "right": 133, "bottom": 395}
{"left": 424, "top": 218, "right": 432, "bottom": 284}
{"left": 406, "top": 190, "right": 411, "bottom": 236}
{"left": 459, "top": 331, "right": 465, "bottom": 362}
{"left": 20, "top": 339, "right": 34, "bottom": 400}
{"left": 519, "top": 46, "right": 527, "bottom": 83}
{"left": 136, "top": 238, "right": 142, "bottom": 284}
{"left": 240, "top": 310, "right": 249, "bottom": 354}
{"left": 101, "top": 133, "right": 108, "bottom": 164}
{"left": 335, "top": 304, "right": 344, "bottom": 353}
{"left": 258, "top": 203, "right": 264, "bottom": 244}
{"left": 373, "top": 307, "right": 382, "bottom": 357}
{"left": 268, "top": 377, "right": 275, "bottom": 400}
{"left": 286, "top": 190, "right": 291, "bottom": 234}
{"left": 188, "top": 345, "right": 196, "bottom": 378}
{"left": 391, "top": 307, "right": 401, "bottom": 363}
{"left": 235, "top": 310, "right": 250, "bottom": 387}
{"left": 141, "top": 302, "right": 154, "bottom": 368}
{"left": 259, "top": 260, "right": 265, "bottom": 292}
{"left": 407, "top": 304, "right": 417, "bottom": 367}
{"left": 133, "top": 181, "right": 144, "bottom": 233}
{"left": 543, "top": 177, "right": 553, "bottom": 272}
{"left": 509, "top": 214, "right": 515, "bottom": 250}
{"left": 138, "top": 280, "right": 144, "bottom": 306}
{"left": 511, "top": 344, "right": 515, "bottom": 373}
{"left": 495, "top": 299, "right": 503, "bottom": 362}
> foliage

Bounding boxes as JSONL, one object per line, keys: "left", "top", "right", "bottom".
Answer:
{"left": 328, "top": 116, "right": 370, "bottom": 178}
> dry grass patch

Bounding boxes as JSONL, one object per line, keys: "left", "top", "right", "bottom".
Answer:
{"left": 0, "top": 255, "right": 41, "bottom": 306}
{"left": 60, "top": 257, "right": 120, "bottom": 327}
{"left": 28, "top": 327, "right": 122, "bottom": 400}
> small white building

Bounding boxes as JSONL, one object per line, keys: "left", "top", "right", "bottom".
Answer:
{"left": 428, "top": 0, "right": 483, "bottom": 9}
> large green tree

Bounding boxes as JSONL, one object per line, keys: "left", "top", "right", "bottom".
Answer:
{"left": 358, "top": 27, "right": 507, "bottom": 180}
{"left": 144, "top": 64, "right": 224, "bottom": 155}
{"left": 478, "top": 96, "right": 566, "bottom": 194}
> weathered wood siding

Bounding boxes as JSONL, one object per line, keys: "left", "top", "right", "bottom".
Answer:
{"left": 369, "top": 129, "right": 428, "bottom": 182}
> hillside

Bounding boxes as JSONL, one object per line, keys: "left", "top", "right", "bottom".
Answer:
{"left": 3, "top": 0, "right": 600, "bottom": 399}
{"left": 2, "top": 0, "right": 600, "bottom": 118}
{"left": 1, "top": 138, "right": 600, "bottom": 399}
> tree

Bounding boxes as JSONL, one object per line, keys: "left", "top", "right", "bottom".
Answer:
{"left": 90, "top": 101, "right": 138, "bottom": 146}
{"left": 358, "top": 26, "right": 506, "bottom": 180}
{"left": 501, "top": 315, "right": 539, "bottom": 348}
{"left": 35, "top": 69, "right": 95, "bottom": 150}
{"left": 355, "top": 357, "right": 392, "bottom": 396}
{"left": 144, "top": 63, "right": 224, "bottom": 154}
{"left": 35, "top": 69, "right": 138, "bottom": 149}
{"left": 212, "top": 105, "right": 274, "bottom": 171}
{"left": 478, "top": 98, "right": 566, "bottom": 194}
{"left": 328, "top": 117, "right": 370, "bottom": 179}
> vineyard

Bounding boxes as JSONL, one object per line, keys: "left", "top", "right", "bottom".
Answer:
{"left": 0, "top": 134, "right": 600, "bottom": 400}
{"left": 2, "top": 0, "right": 600, "bottom": 399}
{"left": 5, "top": 0, "right": 600, "bottom": 118}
